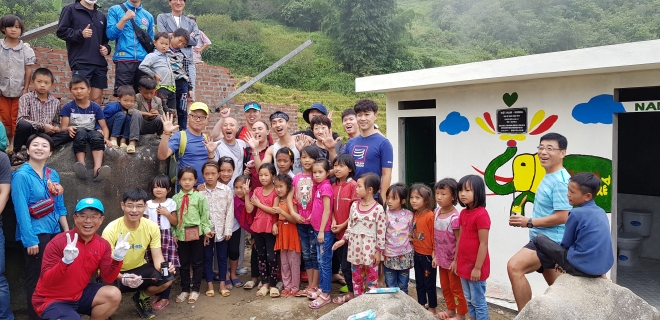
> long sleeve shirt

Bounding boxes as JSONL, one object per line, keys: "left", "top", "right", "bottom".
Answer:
{"left": 32, "top": 230, "right": 123, "bottom": 316}
{"left": 199, "top": 183, "right": 234, "bottom": 240}
{"left": 562, "top": 200, "right": 614, "bottom": 275}
{"left": 139, "top": 51, "right": 175, "bottom": 88}
{"left": 129, "top": 93, "right": 164, "bottom": 116}
{"left": 17, "top": 91, "right": 62, "bottom": 131}
{"left": 106, "top": 1, "right": 154, "bottom": 62}
{"left": 172, "top": 190, "right": 212, "bottom": 241}
{"left": 56, "top": 2, "right": 111, "bottom": 68}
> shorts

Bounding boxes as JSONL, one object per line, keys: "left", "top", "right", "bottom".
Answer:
{"left": 524, "top": 241, "right": 555, "bottom": 273}
{"left": 72, "top": 63, "right": 108, "bottom": 89}
{"left": 116, "top": 264, "right": 169, "bottom": 292}
{"left": 40, "top": 282, "right": 103, "bottom": 319}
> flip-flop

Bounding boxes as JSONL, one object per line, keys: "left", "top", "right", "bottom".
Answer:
{"left": 188, "top": 291, "right": 200, "bottom": 304}
{"left": 309, "top": 293, "right": 331, "bottom": 309}
{"left": 175, "top": 292, "right": 189, "bottom": 303}
{"left": 73, "top": 162, "right": 87, "bottom": 179}
{"left": 93, "top": 165, "right": 111, "bottom": 182}
{"left": 205, "top": 290, "right": 215, "bottom": 297}
{"left": 220, "top": 289, "right": 231, "bottom": 297}
{"left": 270, "top": 287, "right": 280, "bottom": 298}
{"left": 225, "top": 279, "right": 233, "bottom": 290}
{"left": 256, "top": 286, "right": 269, "bottom": 297}
{"left": 332, "top": 294, "right": 352, "bottom": 305}
{"left": 231, "top": 278, "right": 244, "bottom": 288}
{"left": 151, "top": 298, "right": 169, "bottom": 311}
{"left": 243, "top": 281, "right": 255, "bottom": 289}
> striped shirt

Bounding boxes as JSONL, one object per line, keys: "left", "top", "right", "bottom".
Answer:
{"left": 17, "top": 91, "right": 61, "bottom": 131}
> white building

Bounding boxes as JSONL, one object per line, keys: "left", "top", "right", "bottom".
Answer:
{"left": 356, "top": 39, "right": 660, "bottom": 309}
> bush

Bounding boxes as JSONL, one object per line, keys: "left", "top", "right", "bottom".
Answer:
{"left": 281, "top": 0, "right": 331, "bottom": 31}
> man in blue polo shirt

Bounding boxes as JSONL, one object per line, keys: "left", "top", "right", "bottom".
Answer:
{"left": 507, "top": 132, "right": 573, "bottom": 311}
{"left": 343, "top": 99, "right": 393, "bottom": 193}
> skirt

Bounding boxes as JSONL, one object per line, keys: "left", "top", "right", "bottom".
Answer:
{"left": 383, "top": 250, "right": 414, "bottom": 270}
{"left": 274, "top": 220, "right": 301, "bottom": 252}
{"left": 146, "top": 228, "right": 181, "bottom": 268}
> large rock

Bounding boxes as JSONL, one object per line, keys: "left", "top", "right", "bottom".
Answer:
{"left": 515, "top": 274, "right": 660, "bottom": 320}
{"left": 318, "top": 291, "right": 436, "bottom": 320}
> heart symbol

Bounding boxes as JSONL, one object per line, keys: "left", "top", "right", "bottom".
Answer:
{"left": 503, "top": 92, "right": 518, "bottom": 107}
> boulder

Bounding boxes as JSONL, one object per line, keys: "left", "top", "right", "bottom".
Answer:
{"left": 515, "top": 274, "right": 660, "bottom": 320}
{"left": 318, "top": 291, "right": 436, "bottom": 320}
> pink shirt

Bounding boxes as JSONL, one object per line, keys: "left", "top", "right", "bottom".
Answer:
{"left": 310, "top": 179, "right": 333, "bottom": 232}
{"left": 457, "top": 206, "right": 491, "bottom": 281}
{"left": 384, "top": 209, "right": 414, "bottom": 257}
{"left": 293, "top": 173, "right": 314, "bottom": 223}
{"left": 433, "top": 208, "right": 460, "bottom": 270}
{"left": 250, "top": 187, "right": 278, "bottom": 233}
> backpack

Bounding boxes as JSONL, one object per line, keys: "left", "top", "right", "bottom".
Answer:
{"left": 168, "top": 130, "right": 208, "bottom": 189}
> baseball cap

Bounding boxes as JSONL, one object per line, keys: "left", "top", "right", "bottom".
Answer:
{"left": 303, "top": 103, "right": 328, "bottom": 124}
{"left": 244, "top": 101, "right": 261, "bottom": 112}
{"left": 189, "top": 102, "right": 210, "bottom": 114}
{"left": 75, "top": 198, "right": 105, "bottom": 215}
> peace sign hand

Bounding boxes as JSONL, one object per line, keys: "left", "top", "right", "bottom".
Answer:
{"left": 112, "top": 232, "right": 131, "bottom": 261}
{"left": 62, "top": 233, "right": 79, "bottom": 264}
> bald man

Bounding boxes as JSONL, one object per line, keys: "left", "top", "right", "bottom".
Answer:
{"left": 212, "top": 117, "right": 248, "bottom": 185}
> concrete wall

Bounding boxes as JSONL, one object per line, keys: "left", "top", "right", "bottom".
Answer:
{"left": 385, "top": 68, "right": 660, "bottom": 301}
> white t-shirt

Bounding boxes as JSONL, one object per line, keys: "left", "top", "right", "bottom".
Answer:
{"left": 214, "top": 139, "right": 247, "bottom": 186}
{"left": 145, "top": 199, "right": 177, "bottom": 229}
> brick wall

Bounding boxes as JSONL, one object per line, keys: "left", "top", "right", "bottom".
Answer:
{"left": 31, "top": 47, "right": 298, "bottom": 133}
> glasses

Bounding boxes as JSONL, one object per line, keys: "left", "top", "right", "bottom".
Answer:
{"left": 189, "top": 115, "right": 208, "bottom": 122}
{"left": 537, "top": 146, "right": 564, "bottom": 152}
{"left": 124, "top": 204, "right": 146, "bottom": 210}
{"left": 74, "top": 214, "right": 102, "bottom": 221}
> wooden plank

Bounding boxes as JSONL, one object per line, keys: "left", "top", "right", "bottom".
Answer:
{"left": 21, "top": 21, "right": 59, "bottom": 42}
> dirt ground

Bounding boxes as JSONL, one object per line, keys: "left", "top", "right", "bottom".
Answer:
{"left": 105, "top": 248, "right": 518, "bottom": 320}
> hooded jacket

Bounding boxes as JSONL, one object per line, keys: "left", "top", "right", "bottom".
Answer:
{"left": 57, "top": 1, "right": 111, "bottom": 68}
{"left": 106, "top": 1, "right": 154, "bottom": 62}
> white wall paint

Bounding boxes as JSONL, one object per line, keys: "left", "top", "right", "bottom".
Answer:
{"left": 386, "top": 68, "right": 660, "bottom": 300}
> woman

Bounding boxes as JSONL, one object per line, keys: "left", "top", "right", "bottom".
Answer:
{"left": 244, "top": 121, "right": 272, "bottom": 189}
{"left": 12, "top": 133, "right": 68, "bottom": 320}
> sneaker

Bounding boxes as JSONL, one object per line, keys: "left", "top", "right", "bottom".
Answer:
{"left": 236, "top": 268, "right": 248, "bottom": 275}
{"left": 131, "top": 292, "right": 156, "bottom": 319}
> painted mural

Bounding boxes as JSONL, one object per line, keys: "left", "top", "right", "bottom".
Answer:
{"left": 475, "top": 92, "right": 558, "bottom": 141}
{"left": 572, "top": 94, "right": 625, "bottom": 124}
{"left": 473, "top": 140, "right": 613, "bottom": 215}
{"left": 439, "top": 111, "right": 470, "bottom": 135}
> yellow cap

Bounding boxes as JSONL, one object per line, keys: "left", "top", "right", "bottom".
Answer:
{"left": 189, "top": 102, "right": 210, "bottom": 114}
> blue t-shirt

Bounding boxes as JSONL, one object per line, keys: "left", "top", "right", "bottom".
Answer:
{"left": 168, "top": 129, "right": 208, "bottom": 186}
{"left": 343, "top": 133, "right": 393, "bottom": 178}
{"left": 562, "top": 200, "right": 613, "bottom": 275}
{"left": 60, "top": 100, "right": 104, "bottom": 131}
{"left": 529, "top": 168, "right": 572, "bottom": 243}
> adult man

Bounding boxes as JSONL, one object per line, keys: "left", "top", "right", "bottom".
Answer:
{"left": 107, "top": 0, "right": 155, "bottom": 95}
{"left": 507, "top": 132, "right": 572, "bottom": 311}
{"left": 212, "top": 117, "right": 247, "bottom": 185}
{"left": 158, "top": 102, "right": 215, "bottom": 187}
{"left": 256, "top": 111, "right": 302, "bottom": 174}
{"left": 102, "top": 189, "right": 175, "bottom": 318}
{"left": 343, "top": 99, "right": 392, "bottom": 193}
{"left": 341, "top": 108, "right": 359, "bottom": 139}
{"left": 0, "top": 147, "right": 11, "bottom": 319}
{"left": 32, "top": 198, "right": 126, "bottom": 320}
{"left": 57, "top": 0, "right": 112, "bottom": 104}
{"left": 157, "top": 0, "right": 199, "bottom": 95}
{"left": 294, "top": 103, "right": 339, "bottom": 140}
{"left": 227, "top": 101, "right": 273, "bottom": 143}
{"left": 187, "top": 15, "right": 211, "bottom": 64}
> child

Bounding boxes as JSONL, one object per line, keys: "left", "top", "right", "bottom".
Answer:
{"left": 273, "top": 174, "right": 303, "bottom": 297}
{"left": 126, "top": 76, "right": 164, "bottom": 153}
{"left": 172, "top": 166, "right": 213, "bottom": 304}
{"left": 245, "top": 163, "right": 280, "bottom": 297}
{"left": 383, "top": 183, "right": 414, "bottom": 294}
{"left": 433, "top": 178, "right": 467, "bottom": 320}
{"left": 145, "top": 175, "right": 179, "bottom": 311}
{"left": 332, "top": 173, "right": 386, "bottom": 298}
{"left": 234, "top": 175, "right": 259, "bottom": 289}
{"left": 168, "top": 28, "right": 193, "bottom": 130}
{"left": 60, "top": 76, "right": 111, "bottom": 181}
{"left": 103, "top": 85, "right": 134, "bottom": 150}
{"left": 331, "top": 154, "right": 358, "bottom": 304}
{"left": 308, "top": 158, "right": 334, "bottom": 308}
{"left": 276, "top": 147, "right": 295, "bottom": 178}
{"left": 216, "top": 157, "right": 243, "bottom": 288}
{"left": 139, "top": 32, "right": 176, "bottom": 115}
{"left": 532, "top": 172, "right": 613, "bottom": 278}
{"left": 410, "top": 183, "right": 438, "bottom": 314}
{"left": 294, "top": 146, "right": 321, "bottom": 297}
{"left": 13, "top": 68, "right": 70, "bottom": 164}
{"left": 453, "top": 175, "right": 490, "bottom": 320}
{"left": 0, "top": 15, "right": 35, "bottom": 146}
{"left": 199, "top": 161, "right": 234, "bottom": 298}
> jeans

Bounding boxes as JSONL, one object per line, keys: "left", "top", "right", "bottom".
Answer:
{"left": 106, "top": 112, "right": 127, "bottom": 138}
{"left": 335, "top": 241, "right": 353, "bottom": 293}
{"left": 175, "top": 79, "right": 189, "bottom": 130}
{"left": 384, "top": 266, "right": 410, "bottom": 294}
{"left": 460, "top": 278, "right": 488, "bottom": 320}
{"left": 413, "top": 252, "right": 437, "bottom": 309}
{"left": 315, "top": 231, "right": 334, "bottom": 293}
{"left": 0, "top": 221, "right": 14, "bottom": 319}
{"left": 297, "top": 224, "right": 317, "bottom": 270}
{"left": 204, "top": 240, "right": 228, "bottom": 283}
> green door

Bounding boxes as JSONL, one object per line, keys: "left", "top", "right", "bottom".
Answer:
{"left": 404, "top": 117, "right": 436, "bottom": 188}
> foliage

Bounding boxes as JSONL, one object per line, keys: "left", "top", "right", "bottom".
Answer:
{"left": 281, "top": 0, "right": 330, "bottom": 31}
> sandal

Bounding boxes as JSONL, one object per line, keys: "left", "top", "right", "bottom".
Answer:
{"left": 243, "top": 280, "right": 255, "bottom": 289}
{"left": 220, "top": 289, "right": 231, "bottom": 297}
{"left": 205, "top": 290, "right": 215, "bottom": 297}
{"left": 110, "top": 140, "right": 119, "bottom": 148}
{"left": 120, "top": 143, "right": 128, "bottom": 150}
{"left": 288, "top": 289, "right": 298, "bottom": 298}
{"left": 175, "top": 292, "right": 189, "bottom": 303}
{"left": 270, "top": 287, "right": 280, "bottom": 298}
{"left": 73, "top": 162, "right": 87, "bottom": 179}
{"left": 152, "top": 298, "right": 169, "bottom": 311}
{"left": 10, "top": 149, "right": 28, "bottom": 166}
{"left": 309, "top": 293, "right": 331, "bottom": 309}
{"left": 93, "top": 165, "right": 111, "bottom": 182}
{"left": 126, "top": 144, "right": 136, "bottom": 154}
{"left": 231, "top": 278, "right": 244, "bottom": 288}
{"left": 256, "top": 286, "right": 269, "bottom": 297}
{"left": 188, "top": 291, "right": 200, "bottom": 304}
{"left": 307, "top": 287, "right": 321, "bottom": 300}
{"left": 332, "top": 294, "right": 352, "bottom": 305}
{"left": 297, "top": 287, "right": 311, "bottom": 297}
{"left": 225, "top": 279, "right": 233, "bottom": 290}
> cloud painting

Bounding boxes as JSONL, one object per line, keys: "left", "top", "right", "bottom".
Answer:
{"left": 572, "top": 94, "right": 625, "bottom": 124}
{"left": 439, "top": 111, "right": 470, "bottom": 135}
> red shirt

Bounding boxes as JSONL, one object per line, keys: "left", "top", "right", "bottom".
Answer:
{"left": 248, "top": 149, "right": 267, "bottom": 189}
{"left": 457, "top": 206, "right": 491, "bottom": 281}
{"left": 250, "top": 187, "right": 278, "bottom": 233}
{"left": 332, "top": 178, "right": 358, "bottom": 239}
{"left": 32, "top": 229, "right": 123, "bottom": 316}
{"left": 412, "top": 209, "right": 434, "bottom": 255}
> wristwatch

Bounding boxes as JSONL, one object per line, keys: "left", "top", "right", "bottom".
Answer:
{"left": 527, "top": 218, "right": 533, "bottom": 228}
